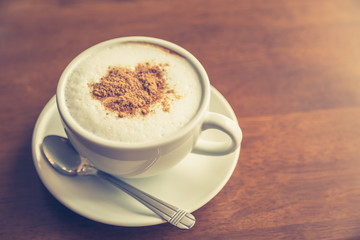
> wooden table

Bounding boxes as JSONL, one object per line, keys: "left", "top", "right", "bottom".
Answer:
{"left": 1, "top": 0, "right": 360, "bottom": 239}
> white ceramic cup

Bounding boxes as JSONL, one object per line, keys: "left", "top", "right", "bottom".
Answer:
{"left": 56, "top": 36, "right": 242, "bottom": 178}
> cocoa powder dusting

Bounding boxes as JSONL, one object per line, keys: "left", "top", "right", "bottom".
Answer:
{"left": 89, "top": 62, "right": 180, "bottom": 118}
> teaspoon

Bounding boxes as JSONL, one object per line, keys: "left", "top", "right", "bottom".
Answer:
{"left": 41, "top": 135, "right": 195, "bottom": 229}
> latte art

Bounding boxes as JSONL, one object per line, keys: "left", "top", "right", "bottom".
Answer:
{"left": 88, "top": 61, "right": 180, "bottom": 118}
{"left": 63, "top": 42, "right": 202, "bottom": 143}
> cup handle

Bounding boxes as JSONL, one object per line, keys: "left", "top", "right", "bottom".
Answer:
{"left": 192, "top": 112, "right": 243, "bottom": 155}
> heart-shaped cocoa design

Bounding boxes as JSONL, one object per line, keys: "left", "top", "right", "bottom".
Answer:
{"left": 89, "top": 62, "right": 180, "bottom": 118}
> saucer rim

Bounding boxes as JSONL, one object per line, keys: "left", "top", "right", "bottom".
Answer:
{"left": 31, "top": 86, "right": 241, "bottom": 227}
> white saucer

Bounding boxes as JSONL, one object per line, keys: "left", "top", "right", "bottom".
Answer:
{"left": 32, "top": 86, "right": 241, "bottom": 227}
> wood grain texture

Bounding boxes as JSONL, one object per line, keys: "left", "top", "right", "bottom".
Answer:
{"left": 1, "top": 0, "right": 360, "bottom": 239}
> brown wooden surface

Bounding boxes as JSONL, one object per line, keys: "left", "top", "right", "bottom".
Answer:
{"left": 1, "top": 0, "right": 360, "bottom": 239}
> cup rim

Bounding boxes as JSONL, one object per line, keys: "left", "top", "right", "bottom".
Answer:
{"left": 56, "top": 36, "right": 210, "bottom": 149}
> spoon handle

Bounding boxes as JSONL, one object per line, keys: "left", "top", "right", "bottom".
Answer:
{"left": 96, "top": 171, "right": 195, "bottom": 229}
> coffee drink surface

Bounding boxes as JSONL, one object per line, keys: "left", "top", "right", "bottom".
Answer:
{"left": 64, "top": 42, "right": 202, "bottom": 143}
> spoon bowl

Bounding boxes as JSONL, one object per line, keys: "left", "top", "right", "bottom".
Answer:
{"left": 42, "top": 136, "right": 81, "bottom": 176}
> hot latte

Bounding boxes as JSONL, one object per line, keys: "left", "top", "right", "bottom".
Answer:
{"left": 63, "top": 41, "right": 202, "bottom": 143}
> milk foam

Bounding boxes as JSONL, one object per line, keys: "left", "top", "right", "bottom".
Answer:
{"left": 64, "top": 42, "right": 202, "bottom": 143}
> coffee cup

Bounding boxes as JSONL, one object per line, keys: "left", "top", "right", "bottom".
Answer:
{"left": 56, "top": 36, "right": 242, "bottom": 178}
